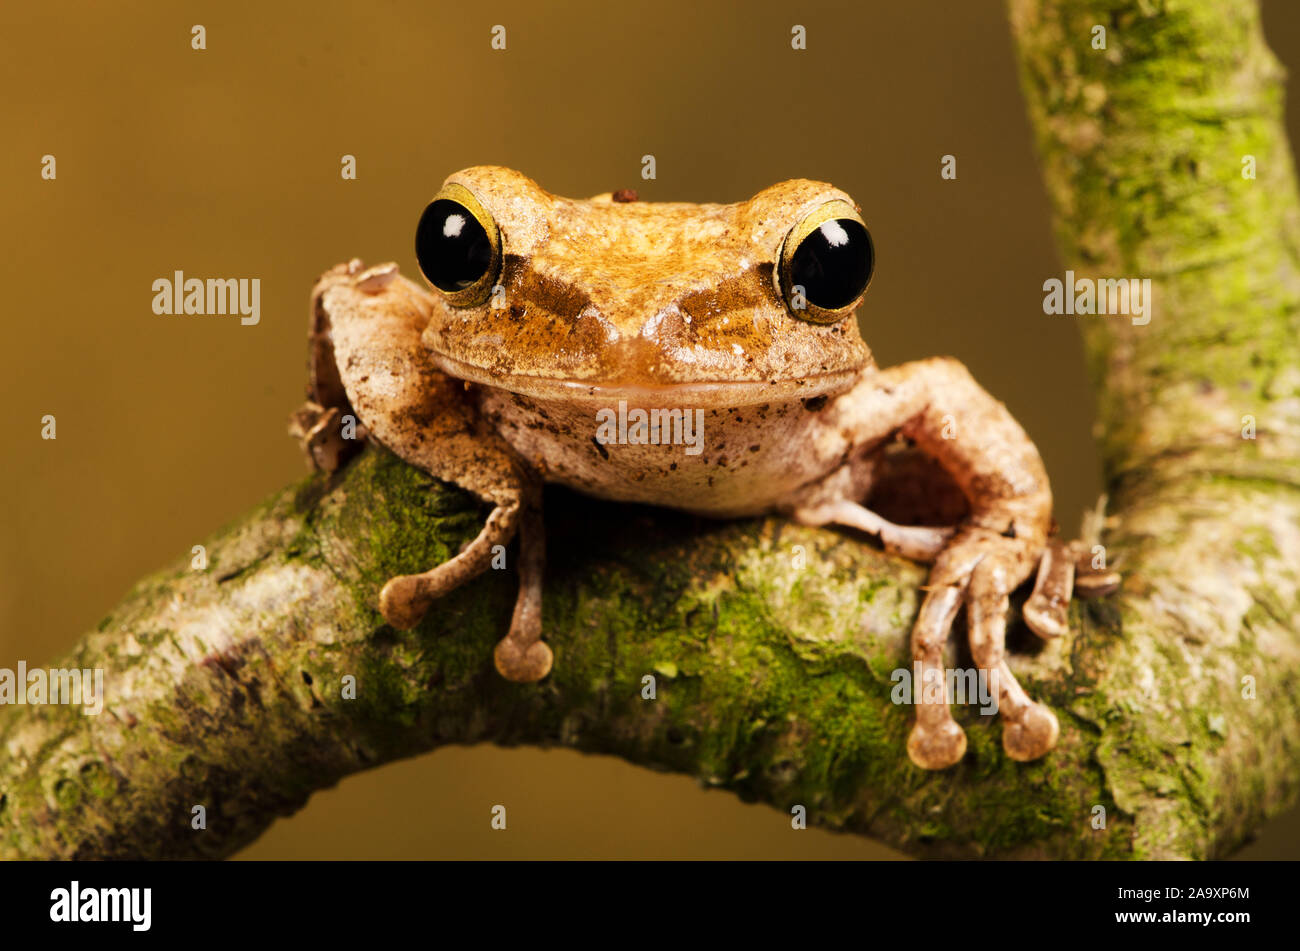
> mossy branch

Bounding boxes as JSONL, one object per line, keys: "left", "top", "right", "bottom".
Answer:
{"left": 2, "top": 0, "right": 1299, "bottom": 859}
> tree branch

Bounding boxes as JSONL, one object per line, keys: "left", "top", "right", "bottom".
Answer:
{"left": 2, "top": 0, "right": 1298, "bottom": 859}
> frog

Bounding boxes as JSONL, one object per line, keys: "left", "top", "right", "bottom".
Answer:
{"left": 288, "top": 166, "right": 1119, "bottom": 770}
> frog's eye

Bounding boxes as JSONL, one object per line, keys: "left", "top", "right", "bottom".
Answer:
{"left": 777, "top": 200, "right": 874, "bottom": 323}
{"left": 415, "top": 183, "right": 502, "bottom": 306}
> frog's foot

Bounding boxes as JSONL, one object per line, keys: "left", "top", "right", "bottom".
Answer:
{"left": 492, "top": 504, "right": 552, "bottom": 683}
{"left": 907, "top": 530, "right": 1058, "bottom": 768}
{"left": 379, "top": 499, "right": 520, "bottom": 630}
{"left": 794, "top": 499, "right": 955, "bottom": 562}
{"left": 288, "top": 401, "right": 368, "bottom": 473}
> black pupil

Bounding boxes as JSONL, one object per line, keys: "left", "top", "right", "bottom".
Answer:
{"left": 789, "top": 217, "right": 873, "bottom": 310}
{"left": 416, "top": 199, "right": 492, "bottom": 292}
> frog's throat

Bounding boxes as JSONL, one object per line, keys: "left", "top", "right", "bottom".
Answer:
{"left": 428, "top": 352, "right": 864, "bottom": 407}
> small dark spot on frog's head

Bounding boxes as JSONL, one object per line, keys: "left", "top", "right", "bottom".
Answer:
{"left": 666, "top": 726, "right": 686, "bottom": 745}
{"left": 803, "top": 395, "right": 829, "bottom": 412}
{"left": 1001, "top": 521, "right": 1018, "bottom": 539}
{"left": 301, "top": 670, "right": 313, "bottom": 686}
{"left": 612, "top": 188, "right": 639, "bottom": 203}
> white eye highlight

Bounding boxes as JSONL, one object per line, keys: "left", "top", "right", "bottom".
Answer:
{"left": 818, "top": 219, "right": 850, "bottom": 247}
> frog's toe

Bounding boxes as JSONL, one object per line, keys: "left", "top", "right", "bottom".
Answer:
{"left": 794, "top": 499, "right": 954, "bottom": 562}
{"left": 905, "top": 583, "right": 969, "bottom": 769}
{"left": 353, "top": 262, "right": 399, "bottom": 294}
{"left": 378, "top": 500, "right": 524, "bottom": 630}
{"left": 965, "top": 550, "right": 1062, "bottom": 762}
{"left": 1002, "top": 702, "right": 1060, "bottom": 762}
{"left": 378, "top": 575, "right": 432, "bottom": 630}
{"left": 1023, "top": 596, "right": 1068, "bottom": 640}
{"left": 494, "top": 638, "right": 552, "bottom": 683}
{"left": 1023, "top": 539, "right": 1073, "bottom": 639}
{"left": 1073, "top": 550, "right": 1122, "bottom": 598}
{"left": 907, "top": 719, "right": 967, "bottom": 770}
{"left": 288, "top": 402, "right": 363, "bottom": 473}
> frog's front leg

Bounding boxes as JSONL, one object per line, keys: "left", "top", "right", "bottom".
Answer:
{"left": 805, "top": 357, "right": 1067, "bottom": 769}
{"left": 295, "top": 259, "right": 551, "bottom": 682}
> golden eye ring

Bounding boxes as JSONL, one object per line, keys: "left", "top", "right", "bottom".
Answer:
{"left": 415, "top": 183, "right": 502, "bottom": 307}
{"left": 776, "top": 199, "right": 874, "bottom": 323}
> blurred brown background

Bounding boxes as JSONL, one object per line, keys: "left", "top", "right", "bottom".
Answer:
{"left": 2, "top": 0, "right": 1296, "bottom": 859}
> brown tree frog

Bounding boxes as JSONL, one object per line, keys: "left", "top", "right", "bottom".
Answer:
{"left": 289, "top": 166, "right": 1118, "bottom": 770}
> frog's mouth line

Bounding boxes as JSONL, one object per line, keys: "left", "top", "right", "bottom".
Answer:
{"left": 428, "top": 352, "right": 863, "bottom": 407}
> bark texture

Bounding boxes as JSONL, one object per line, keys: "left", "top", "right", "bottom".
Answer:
{"left": 2, "top": 0, "right": 1298, "bottom": 859}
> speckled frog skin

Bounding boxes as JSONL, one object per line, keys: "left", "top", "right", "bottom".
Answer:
{"left": 289, "top": 166, "right": 1117, "bottom": 770}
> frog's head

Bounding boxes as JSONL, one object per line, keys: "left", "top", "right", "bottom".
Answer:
{"left": 416, "top": 166, "right": 875, "bottom": 406}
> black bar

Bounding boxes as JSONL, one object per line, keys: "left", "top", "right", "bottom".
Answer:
{"left": 0, "top": 859, "right": 1276, "bottom": 939}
